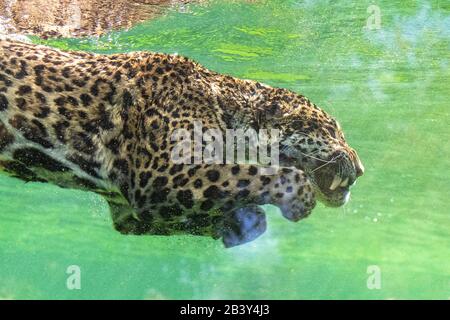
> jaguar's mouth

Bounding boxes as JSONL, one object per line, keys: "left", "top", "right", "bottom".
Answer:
{"left": 311, "top": 171, "right": 355, "bottom": 207}
{"left": 309, "top": 150, "right": 364, "bottom": 207}
{"left": 328, "top": 174, "right": 354, "bottom": 191}
{"left": 281, "top": 149, "right": 364, "bottom": 207}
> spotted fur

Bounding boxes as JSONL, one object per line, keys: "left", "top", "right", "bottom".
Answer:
{"left": 0, "top": 40, "right": 363, "bottom": 247}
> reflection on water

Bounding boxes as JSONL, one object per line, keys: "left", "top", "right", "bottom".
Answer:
{"left": 0, "top": 0, "right": 449, "bottom": 299}
{"left": 0, "top": 0, "right": 202, "bottom": 38}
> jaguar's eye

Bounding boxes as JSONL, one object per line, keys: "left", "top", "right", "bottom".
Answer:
{"left": 291, "top": 120, "right": 304, "bottom": 130}
{"left": 327, "top": 127, "right": 336, "bottom": 139}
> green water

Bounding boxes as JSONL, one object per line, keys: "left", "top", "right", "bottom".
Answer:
{"left": 1, "top": 0, "right": 449, "bottom": 299}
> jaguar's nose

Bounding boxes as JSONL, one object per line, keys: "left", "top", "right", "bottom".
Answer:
{"left": 354, "top": 153, "right": 365, "bottom": 177}
{"left": 344, "top": 148, "right": 364, "bottom": 178}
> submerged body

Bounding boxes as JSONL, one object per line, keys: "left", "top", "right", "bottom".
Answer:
{"left": 0, "top": 40, "right": 363, "bottom": 247}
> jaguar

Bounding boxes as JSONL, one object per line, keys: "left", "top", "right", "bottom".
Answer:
{"left": 0, "top": 39, "right": 364, "bottom": 247}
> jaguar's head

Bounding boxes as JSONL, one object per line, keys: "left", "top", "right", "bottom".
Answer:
{"left": 257, "top": 88, "right": 364, "bottom": 207}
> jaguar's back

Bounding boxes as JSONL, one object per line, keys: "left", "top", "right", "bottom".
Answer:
{"left": 0, "top": 40, "right": 117, "bottom": 191}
